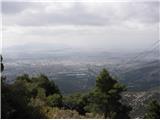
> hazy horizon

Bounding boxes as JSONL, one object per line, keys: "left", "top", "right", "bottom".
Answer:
{"left": 1, "top": 1, "right": 159, "bottom": 53}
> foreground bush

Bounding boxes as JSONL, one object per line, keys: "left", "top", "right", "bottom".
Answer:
{"left": 40, "top": 106, "right": 104, "bottom": 119}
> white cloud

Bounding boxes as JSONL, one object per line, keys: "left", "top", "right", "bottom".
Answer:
{"left": 2, "top": 1, "right": 159, "bottom": 52}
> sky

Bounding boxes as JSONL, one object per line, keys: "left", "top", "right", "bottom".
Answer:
{"left": 1, "top": 0, "right": 159, "bottom": 52}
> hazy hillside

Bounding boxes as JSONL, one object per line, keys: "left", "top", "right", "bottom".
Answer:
{"left": 119, "top": 60, "right": 160, "bottom": 91}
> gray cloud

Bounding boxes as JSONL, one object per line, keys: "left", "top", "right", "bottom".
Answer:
{"left": 126, "top": 2, "right": 159, "bottom": 23}
{"left": 1, "top": 2, "right": 33, "bottom": 14}
{"left": 2, "top": 1, "right": 159, "bottom": 52}
{"left": 2, "top": 2, "right": 159, "bottom": 26}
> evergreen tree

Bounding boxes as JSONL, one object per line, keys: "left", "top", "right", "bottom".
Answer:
{"left": 2, "top": 73, "right": 63, "bottom": 118}
{"left": 1, "top": 55, "right": 4, "bottom": 72}
{"left": 1, "top": 55, "right": 15, "bottom": 118}
{"left": 85, "top": 68, "right": 131, "bottom": 118}
{"left": 144, "top": 100, "right": 160, "bottom": 119}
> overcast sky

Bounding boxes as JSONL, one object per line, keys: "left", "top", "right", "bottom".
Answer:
{"left": 1, "top": 0, "right": 159, "bottom": 52}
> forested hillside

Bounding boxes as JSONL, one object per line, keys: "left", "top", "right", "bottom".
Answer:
{"left": 1, "top": 55, "right": 160, "bottom": 119}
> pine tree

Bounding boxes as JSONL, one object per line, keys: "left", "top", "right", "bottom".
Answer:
{"left": 144, "top": 100, "right": 160, "bottom": 119}
{"left": 1, "top": 55, "right": 4, "bottom": 72}
{"left": 86, "top": 68, "right": 131, "bottom": 118}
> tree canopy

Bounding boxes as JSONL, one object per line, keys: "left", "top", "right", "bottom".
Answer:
{"left": 1, "top": 55, "right": 4, "bottom": 72}
{"left": 85, "top": 69, "right": 131, "bottom": 118}
{"left": 2, "top": 65, "right": 132, "bottom": 118}
{"left": 144, "top": 100, "right": 160, "bottom": 119}
{"left": 2, "top": 74, "right": 62, "bottom": 118}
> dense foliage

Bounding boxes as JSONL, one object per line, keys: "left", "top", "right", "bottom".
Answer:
{"left": 144, "top": 100, "right": 160, "bottom": 119}
{"left": 84, "top": 69, "right": 132, "bottom": 118}
{"left": 1, "top": 59, "right": 62, "bottom": 118}
{"left": 1, "top": 55, "right": 4, "bottom": 72}
{"left": 1, "top": 74, "right": 62, "bottom": 118}
{"left": 1, "top": 55, "right": 159, "bottom": 119}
